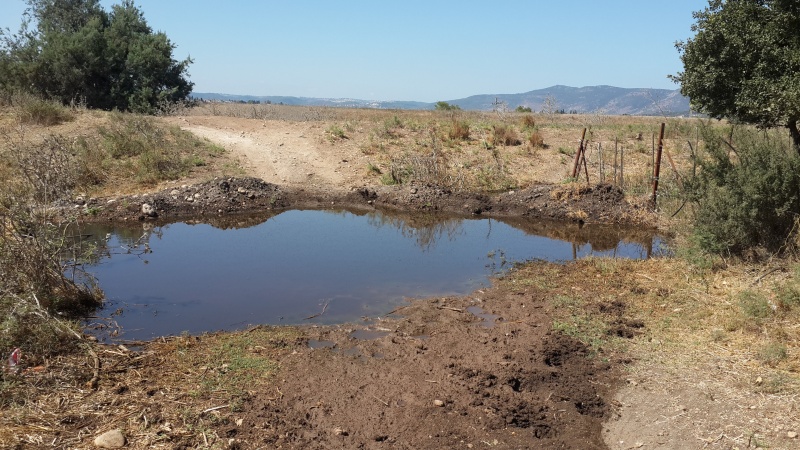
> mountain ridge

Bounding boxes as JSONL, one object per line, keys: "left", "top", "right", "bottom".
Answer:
{"left": 193, "top": 85, "right": 691, "bottom": 116}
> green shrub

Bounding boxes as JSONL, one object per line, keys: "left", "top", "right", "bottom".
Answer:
{"left": 327, "top": 124, "right": 347, "bottom": 141}
{"left": 776, "top": 270, "right": 800, "bottom": 311}
{"left": 688, "top": 126, "right": 800, "bottom": 255}
{"left": 137, "top": 148, "right": 188, "bottom": 183}
{"left": 434, "top": 101, "right": 461, "bottom": 111}
{"left": 100, "top": 113, "right": 165, "bottom": 158}
{"left": 758, "top": 341, "right": 788, "bottom": 366}
{"left": 738, "top": 290, "right": 773, "bottom": 320}
{"left": 516, "top": 106, "right": 533, "bottom": 113}
{"left": 95, "top": 113, "right": 223, "bottom": 185}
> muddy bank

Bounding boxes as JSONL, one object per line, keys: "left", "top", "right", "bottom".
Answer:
{"left": 1, "top": 260, "right": 633, "bottom": 449}
{"left": 73, "top": 177, "right": 657, "bottom": 227}
{"left": 236, "top": 275, "right": 629, "bottom": 449}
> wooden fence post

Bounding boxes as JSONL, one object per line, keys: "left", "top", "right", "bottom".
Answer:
{"left": 651, "top": 123, "right": 666, "bottom": 208}
{"left": 571, "top": 128, "right": 587, "bottom": 179}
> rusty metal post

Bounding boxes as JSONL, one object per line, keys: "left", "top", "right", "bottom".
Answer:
{"left": 651, "top": 123, "right": 665, "bottom": 207}
{"left": 571, "top": 128, "right": 587, "bottom": 179}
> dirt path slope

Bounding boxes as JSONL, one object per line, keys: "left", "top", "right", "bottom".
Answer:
{"left": 165, "top": 116, "right": 371, "bottom": 189}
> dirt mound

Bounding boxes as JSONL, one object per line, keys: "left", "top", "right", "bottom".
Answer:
{"left": 77, "top": 177, "right": 655, "bottom": 228}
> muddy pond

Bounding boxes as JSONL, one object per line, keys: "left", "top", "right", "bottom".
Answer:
{"left": 78, "top": 209, "right": 662, "bottom": 341}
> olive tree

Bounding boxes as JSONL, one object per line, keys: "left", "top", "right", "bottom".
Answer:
{"left": 671, "top": 0, "right": 800, "bottom": 153}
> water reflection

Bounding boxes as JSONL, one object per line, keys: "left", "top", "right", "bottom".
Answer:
{"left": 75, "top": 209, "right": 661, "bottom": 341}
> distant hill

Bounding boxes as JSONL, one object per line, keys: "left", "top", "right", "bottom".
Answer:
{"left": 449, "top": 85, "right": 690, "bottom": 116}
{"left": 193, "top": 85, "right": 691, "bottom": 116}
{"left": 191, "top": 93, "right": 429, "bottom": 110}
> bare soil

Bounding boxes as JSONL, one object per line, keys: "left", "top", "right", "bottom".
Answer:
{"left": 3, "top": 112, "right": 798, "bottom": 449}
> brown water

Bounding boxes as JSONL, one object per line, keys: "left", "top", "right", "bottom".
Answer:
{"left": 78, "top": 209, "right": 662, "bottom": 341}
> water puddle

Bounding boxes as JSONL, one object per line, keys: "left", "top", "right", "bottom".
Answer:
{"left": 75, "top": 208, "right": 662, "bottom": 341}
{"left": 350, "top": 329, "right": 392, "bottom": 340}
{"left": 308, "top": 339, "right": 336, "bottom": 349}
{"left": 466, "top": 306, "right": 502, "bottom": 328}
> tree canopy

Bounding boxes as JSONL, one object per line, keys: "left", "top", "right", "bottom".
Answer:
{"left": 0, "top": 0, "right": 193, "bottom": 113}
{"left": 434, "top": 101, "right": 461, "bottom": 111}
{"left": 672, "top": 0, "right": 800, "bottom": 152}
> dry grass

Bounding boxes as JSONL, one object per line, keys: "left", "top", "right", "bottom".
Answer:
{"left": 0, "top": 327, "right": 301, "bottom": 449}
{"left": 180, "top": 102, "right": 708, "bottom": 192}
{"left": 507, "top": 256, "right": 800, "bottom": 448}
{"left": 0, "top": 108, "right": 237, "bottom": 196}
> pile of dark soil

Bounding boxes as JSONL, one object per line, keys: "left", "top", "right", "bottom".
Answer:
{"left": 74, "top": 177, "right": 656, "bottom": 227}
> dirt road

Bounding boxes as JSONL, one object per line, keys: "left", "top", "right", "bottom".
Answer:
{"left": 166, "top": 116, "right": 372, "bottom": 189}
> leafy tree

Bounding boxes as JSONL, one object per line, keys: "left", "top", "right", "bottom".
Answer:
{"left": 0, "top": 0, "right": 192, "bottom": 113}
{"left": 434, "top": 101, "right": 461, "bottom": 111}
{"left": 672, "top": 0, "right": 800, "bottom": 153}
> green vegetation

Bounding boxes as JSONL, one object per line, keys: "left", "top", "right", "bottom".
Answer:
{"left": 448, "top": 119, "right": 470, "bottom": 140}
{"left": 434, "top": 101, "right": 461, "bottom": 111}
{"left": 14, "top": 94, "right": 75, "bottom": 125}
{"left": 0, "top": 103, "right": 227, "bottom": 361}
{"left": 686, "top": 126, "right": 800, "bottom": 255}
{"left": 176, "top": 328, "right": 299, "bottom": 406}
{"left": 327, "top": 124, "right": 347, "bottom": 141}
{"left": 0, "top": 0, "right": 193, "bottom": 113}
{"left": 672, "top": 0, "right": 800, "bottom": 152}
{"left": 515, "top": 106, "right": 532, "bottom": 113}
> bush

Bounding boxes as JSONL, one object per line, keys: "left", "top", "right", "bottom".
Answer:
{"left": 14, "top": 95, "right": 74, "bottom": 126}
{"left": 528, "top": 130, "right": 545, "bottom": 148}
{"left": 521, "top": 115, "right": 536, "bottom": 129}
{"left": 96, "top": 113, "right": 222, "bottom": 185}
{"left": 0, "top": 133, "right": 102, "bottom": 358}
{"left": 448, "top": 120, "right": 470, "bottom": 140}
{"left": 435, "top": 101, "right": 461, "bottom": 111}
{"left": 490, "top": 124, "right": 522, "bottom": 146}
{"left": 688, "top": 126, "right": 800, "bottom": 255}
{"left": 516, "top": 106, "right": 532, "bottom": 113}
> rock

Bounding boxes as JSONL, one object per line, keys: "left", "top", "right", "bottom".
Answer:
{"left": 141, "top": 203, "right": 156, "bottom": 217}
{"left": 433, "top": 399, "right": 445, "bottom": 407}
{"left": 170, "top": 189, "right": 180, "bottom": 196}
{"left": 75, "top": 196, "right": 85, "bottom": 205}
{"left": 788, "top": 431, "right": 798, "bottom": 439}
{"left": 93, "top": 429, "right": 125, "bottom": 448}
{"left": 237, "top": 187, "right": 247, "bottom": 194}
{"left": 333, "top": 427, "right": 348, "bottom": 436}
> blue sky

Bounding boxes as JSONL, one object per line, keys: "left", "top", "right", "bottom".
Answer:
{"left": 0, "top": 1, "right": 708, "bottom": 102}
